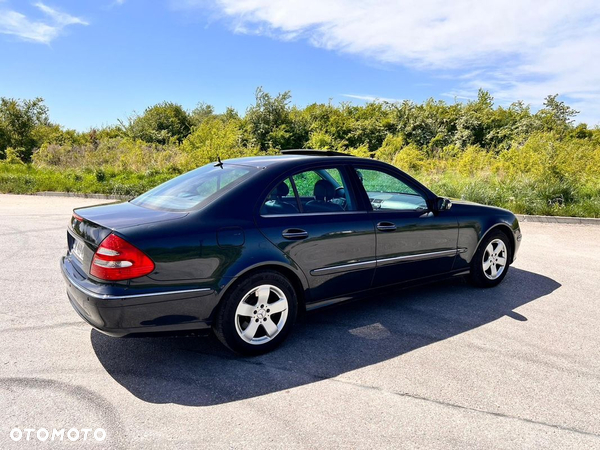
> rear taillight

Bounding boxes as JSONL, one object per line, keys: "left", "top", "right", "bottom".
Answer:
{"left": 90, "top": 234, "right": 154, "bottom": 281}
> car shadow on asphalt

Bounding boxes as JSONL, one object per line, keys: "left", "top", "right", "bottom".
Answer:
{"left": 91, "top": 268, "right": 560, "bottom": 406}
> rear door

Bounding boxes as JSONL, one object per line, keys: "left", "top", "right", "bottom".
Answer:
{"left": 255, "top": 165, "right": 376, "bottom": 302}
{"left": 351, "top": 165, "right": 459, "bottom": 287}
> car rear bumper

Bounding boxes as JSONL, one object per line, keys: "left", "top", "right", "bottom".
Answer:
{"left": 61, "top": 256, "right": 217, "bottom": 337}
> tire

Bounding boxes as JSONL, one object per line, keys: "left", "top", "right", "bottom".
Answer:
{"left": 213, "top": 270, "right": 298, "bottom": 355}
{"left": 469, "top": 230, "right": 512, "bottom": 288}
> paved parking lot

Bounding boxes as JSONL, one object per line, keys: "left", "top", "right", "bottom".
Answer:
{"left": 1, "top": 194, "right": 599, "bottom": 449}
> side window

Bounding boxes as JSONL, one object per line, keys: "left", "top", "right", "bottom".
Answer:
{"left": 260, "top": 178, "right": 300, "bottom": 216}
{"left": 292, "top": 167, "right": 355, "bottom": 213}
{"left": 356, "top": 168, "right": 428, "bottom": 212}
{"left": 292, "top": 171, "right": 322, "bottom": 197}
{"left": 260, "top": 167, "right": 356, "bottom": 215}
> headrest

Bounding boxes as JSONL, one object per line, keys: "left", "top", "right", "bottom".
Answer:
{"left": 276, "top": 182, "right": 289, "bottom": 197}
{"left": 314, "top": 179, "right": 335, "bottom": 200}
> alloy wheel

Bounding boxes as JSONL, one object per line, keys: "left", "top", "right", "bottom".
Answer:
{"left": 234, "top": 284, "right": 289, "bottom": 345}
{"left": 482, "top": 238, "right": 507, "bottom": 280}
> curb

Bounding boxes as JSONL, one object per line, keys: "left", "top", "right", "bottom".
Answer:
{"left": 34, "top": 191, "right": 128, "bottom": 200}
{"left": 515, "top": 214, "right": 600, "bottom": 225}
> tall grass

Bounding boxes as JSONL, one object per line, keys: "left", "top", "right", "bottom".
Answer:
{"left": 0, "top": 164, "right": 172, "bottom": 197}
{"left": 1, "top": 131, "right": 599, "bottom": 217}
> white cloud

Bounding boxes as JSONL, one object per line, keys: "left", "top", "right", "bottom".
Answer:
{"left": 0, "top": 2, "right": 87, "bottom": 44}
{"left": 105, "top": 0, "right": 126, "bottom": 10}
{"left": 342, "top": 94, "right": 401, "bottom": 103}
{"left": 179, "top": 0, "right": 600, "bottom": 124}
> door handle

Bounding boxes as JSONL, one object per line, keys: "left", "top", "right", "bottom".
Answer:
{"left": 282, "top": 228, "right": 309, "bottom": 240}
{"left": 377, "top": 221, "right": 397, "bottom": 232}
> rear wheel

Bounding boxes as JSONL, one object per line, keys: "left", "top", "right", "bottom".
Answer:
{"left": 469, "top": 230, "right": 511, "bottom": 288}
{"left": 213, "top": 271, "right": 297, "bottom": 355}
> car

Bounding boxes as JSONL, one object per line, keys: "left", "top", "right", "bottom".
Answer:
{"left": 61, "top": 150, "right": 522, "bottom": 355}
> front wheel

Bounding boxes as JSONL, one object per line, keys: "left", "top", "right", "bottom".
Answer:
{"left": 469, "top": 230, "right": 511, "bottom": 288}
{"left": 213, "top": 271, "right": 297, "bottom": 355}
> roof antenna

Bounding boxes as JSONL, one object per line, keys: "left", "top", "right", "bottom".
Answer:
{"left": 214, "top": 155, "right": 223, "bottom": 169}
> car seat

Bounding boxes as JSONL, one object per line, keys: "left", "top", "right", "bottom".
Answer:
{"left": 304, "top": 180, "right": 344, "bottom": 213}
{"left": 261, "top": 183, "right": 299, "bottom": 215}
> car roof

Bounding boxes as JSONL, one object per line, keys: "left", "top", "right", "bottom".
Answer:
{"left": 224, "top": 152, "right": 369, "bottom": 169}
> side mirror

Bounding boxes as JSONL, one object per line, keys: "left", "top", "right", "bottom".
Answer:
{"left": 436, "top": 197, "right": 452, "bottom": 211}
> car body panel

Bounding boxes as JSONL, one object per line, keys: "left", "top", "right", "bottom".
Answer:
{"left": 369, "top": 209, "right": 460, "bottom": 286}
{"left": 61, "top": 256, "right": 217, "bottom": 336}
{"left": 450, "top": 201, "right": 521, "bottom": 270}
{"left": 75, "top": 201, "right": 188, "bottom": 230}
{"left": 255, "top": 211, "right": 377, "bottom": 300}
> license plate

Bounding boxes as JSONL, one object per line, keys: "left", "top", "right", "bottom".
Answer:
{"left": 72, "top": 239, "right": 85, "bottom": 262}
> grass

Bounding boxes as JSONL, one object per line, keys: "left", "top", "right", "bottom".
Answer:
{"left": 0, "top": 163, "right": 173, "bottom": 197}
{"left": 2, "top": 161, "right": 599, "bottom": 217}
{"left": 419, "top": 171, "right": 600, "bottom": 218}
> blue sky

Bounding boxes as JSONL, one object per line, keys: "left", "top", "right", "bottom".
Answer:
{"left": 1, "top": 0, "right": 599, "bottom": 130}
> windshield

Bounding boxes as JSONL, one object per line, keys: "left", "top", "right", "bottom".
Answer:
{"left": 131, "top": 164, "right": 256, "bottom": 212}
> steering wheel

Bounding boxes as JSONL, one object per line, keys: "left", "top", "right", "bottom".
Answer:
{"left": 332, "top": 186, "right": 347, "bottom": 210}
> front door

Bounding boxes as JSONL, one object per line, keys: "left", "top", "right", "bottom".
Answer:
{"left": 352, "top": 166, "right": 459, "bottom": 287}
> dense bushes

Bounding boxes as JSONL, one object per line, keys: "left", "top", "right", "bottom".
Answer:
{"left": 123, "top": 102, "right": 193, "bottom": 145}
{"left": 1, "top": 88, "right": 599, "bottom": 217}
{"left": 395, "top": 136, "right": 600, "bottom": 217}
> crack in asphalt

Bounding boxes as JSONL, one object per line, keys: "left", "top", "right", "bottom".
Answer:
{"left": 0, "top": 321, "right": 86, "bottom": 333}
{"left": 0, "top": 377, "right": 127, "bottom": 449}
{"left": 333, "top": 377, "right": 600, "bottom": 440}
{"left": 182, "top": 347, "right": 600, "bottom": 440}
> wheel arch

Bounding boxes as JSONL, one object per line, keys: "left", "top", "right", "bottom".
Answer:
{"left": 213, "top": 262, "right": 309, "bottom": 321}
{"left": 475, "top": 222, "right": 516, "bottom": 264}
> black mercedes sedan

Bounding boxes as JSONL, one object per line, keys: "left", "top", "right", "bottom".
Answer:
{"left": 61, "top": 150, "right": 522, "bottom": 355}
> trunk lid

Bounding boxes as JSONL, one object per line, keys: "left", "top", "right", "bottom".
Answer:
{"left": 74, "top": 201, "right": 188, "bottom": 233}
{"left": 67, "top": 201, "right": 187, "bottom": 278}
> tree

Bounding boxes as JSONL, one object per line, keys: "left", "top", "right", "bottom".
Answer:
{"left": 244, "top": 88, "right": 303, "bottom": 151}
{"left": 391, "top": 98, "right": 459, "bottom": 151}
{"left": 181, "top": 116, "right": 260, "bottom": 168}
{"left": 0, "top": 97, "right": 50, "bottom": 161}
{"left": 536, "top": 94, "right": 579, "bottom": 133}
{"left": 454, "top": 89, "right": 495, "bottom": 148}
{"left": 189, "top": 102, "right": 215, "bottom": 128}
{"left": 124, "top": 102, "right": 192, "bottom": 145}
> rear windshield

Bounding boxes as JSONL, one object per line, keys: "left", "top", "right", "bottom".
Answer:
{"left": 131, "top": 164, "right": 256, "bottom": 212}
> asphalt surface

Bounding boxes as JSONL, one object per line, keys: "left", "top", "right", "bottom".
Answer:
{"left": 1, "top": 194, "right": 599, "bottom": 449}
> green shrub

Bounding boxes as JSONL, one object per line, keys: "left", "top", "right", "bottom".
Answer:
{"left": 2, "top": 91, "right": 600, "bottom": 217}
